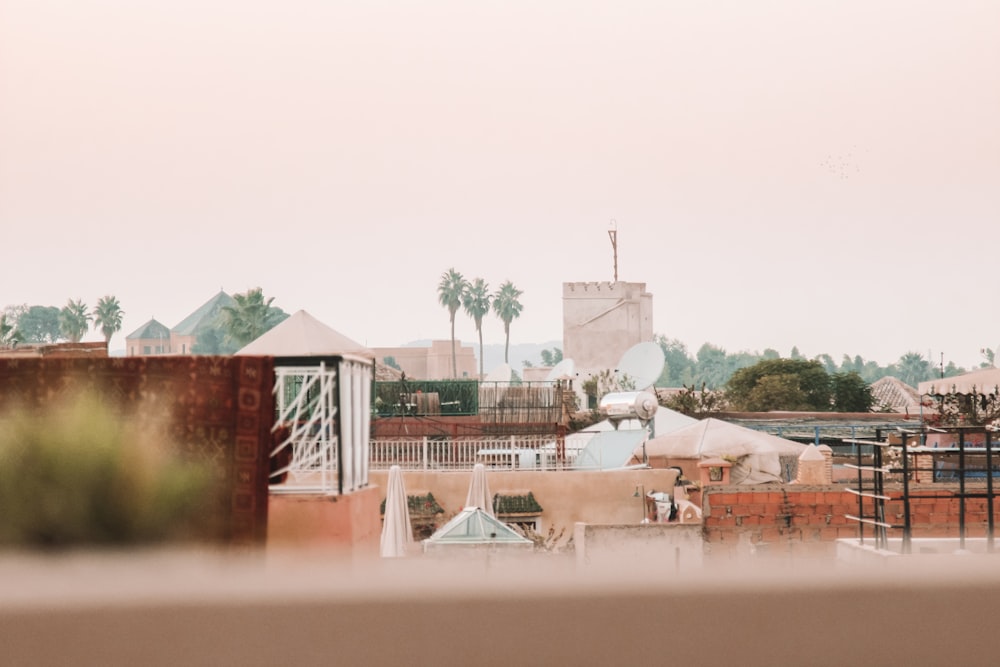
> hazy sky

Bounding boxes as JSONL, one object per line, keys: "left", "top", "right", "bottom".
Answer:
{"left": 1, "top": 1, "right": 997, "bottom": 369}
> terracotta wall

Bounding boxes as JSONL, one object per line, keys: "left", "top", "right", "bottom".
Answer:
{"left": 702, "top": 485, "right": 1000, "bottom": 558}
{"left": 268, "top": 486, "right": 381, "bottom": 560}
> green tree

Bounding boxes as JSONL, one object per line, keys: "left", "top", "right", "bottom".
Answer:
{"left": 59, "top": 299, "right": 92, "bottom": 343}
{"left": 662, "top": 383, "right": 726, "bottom": 418}
{"left": 218, "top": 288, "right": 288, "bottom": 350}
{"left": 893, "top": 351, "right": 933, "bottom": 387}
{"left": 831, "top": 371, "right": 874, "bottom": 412}
{"left": 437, "top": 268, "right": 468, "bottom": 379}
{"left": 726, "top": 358, "right": 832, "bottom": 412}
{"left": 692, "top": 343, "right": 731, "bottom": 389}
{"left": 92, "top": 295, "right": 124, "bottom": 346}
{"left": 655, "top": 336, "right": 695, "bottom": 387}
{"left": 492, "top": 280, "right": 523, "bottom": 365}
{"left": 0, "top": 313, "right": 15, "bottom": 347}
{"left": 462, "top": 277, "right": 491, "bottom": 379}
{"left": 540, "top": 347, "right": 563, "bottom": 367}
{"left": 14, "top": 305, "right": 61, "bottom": 343}
{"left": 192, "top": 329, "right": 230, "bottom": 355}
{"left": 815, "top": 353, "right": 837, "bottom": 374}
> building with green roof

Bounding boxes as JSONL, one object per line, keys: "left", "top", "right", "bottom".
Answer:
{"left": 169, "top": 290, "right": 235, "bottom": 355}
{"left": 125, "top": 318, "right": 172, "bottom": 356}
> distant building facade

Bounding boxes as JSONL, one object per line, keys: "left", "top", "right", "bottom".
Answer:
{"left": 126, "top": 319, "right": 173, "bottom": 356}
{"left": 125, "top": 291, "right": 234, "bottom": 356}
{"left": 562, "top": 281, "right": 653, "bottom": 374}
{"left": 372, "top": 340, "right": 477, "bottom": 380}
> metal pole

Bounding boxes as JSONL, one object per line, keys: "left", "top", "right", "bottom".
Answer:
{"left": 901, "top": 433, "right": 911, "bottom": 554}
{"left": 856, "top": 435, "right": 865, "bottom": 545}
{"left": 987, "top": 429, "right": 995, "bottom": 553}
{"left": 959, "top": 428, "right": 966, "bottom": 550}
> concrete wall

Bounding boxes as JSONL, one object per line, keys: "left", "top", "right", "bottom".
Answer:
{"left": 574, "top": 522, "right": 704, "bottom": 572}
{"left": 268, "top": 486, "right": 381, "bottom": 561}
{"left": 368, "top": 468, "right": 682, "bottom": 544}
{"left": 562, "top": 281, "right": 653, "bottom": 376}
{"left": 7, "top": 548, "right": 1000, "bottom": 666}
{"left": 701, "top": 484, "right": 1000, "bottom": 558}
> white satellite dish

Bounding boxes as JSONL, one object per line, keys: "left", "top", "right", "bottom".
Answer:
{"left": 484, "top": 363, "right": 512, "bottom": 384}
{"left": 546, "top": 358, "right": 576, "bottom": 382}
{"left": 614, "top": 342, "right": 664, "bottom": 391}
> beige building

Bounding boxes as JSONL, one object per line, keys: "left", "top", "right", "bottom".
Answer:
{"left": 562, "top": 281, "right": 654, "bottom": 395}
{"left": 372, "top": 340, "right": 478, "bottom": 380}
{"left": 125, "top": 291, "right": 234, "bottom": 356}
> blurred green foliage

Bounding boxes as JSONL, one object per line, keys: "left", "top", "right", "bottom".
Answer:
{"left": 0, "top": 393, "right": 218, "bottom": 549}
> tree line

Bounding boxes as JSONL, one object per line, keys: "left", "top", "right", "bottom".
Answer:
{"left": 437, "top": 268, "right": 523, "bottom": 379}
{"left": 654, "top": 336, "right": 971, "bottom": 390}
{"left": 1, "top": 296, "right": 125, "bottom": 347}
{"left": 1, "top": 288, "right": 287, "bottom": 354}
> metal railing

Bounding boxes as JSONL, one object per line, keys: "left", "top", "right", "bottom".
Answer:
{"left": 373, "top": 380, "right": 565, "bottom": 422}
{"left": 370, "top": 435, "right": 571, "bottom": 471}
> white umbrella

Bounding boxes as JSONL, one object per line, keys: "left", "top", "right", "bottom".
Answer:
{"left": 465, "top": 463, "right": 494, "bottom": 516}
{"left": 380, "top": 465, "right": 413, "bottom": 558}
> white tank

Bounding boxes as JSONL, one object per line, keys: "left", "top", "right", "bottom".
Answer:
{"left": 598, "top": 390, "right": 658, "bottom": 423}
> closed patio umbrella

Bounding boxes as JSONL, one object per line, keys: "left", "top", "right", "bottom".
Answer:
{"left": 465, "top": 463, "right": 494, "bottom": 516}
{"left": 380, "top": 465, "right": 413, "bottom": 558}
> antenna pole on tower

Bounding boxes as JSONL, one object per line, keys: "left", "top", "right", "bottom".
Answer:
{"left": 608, "top": 220, "right": 618, "bottom": 282}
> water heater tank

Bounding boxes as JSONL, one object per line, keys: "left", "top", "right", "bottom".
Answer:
{"left": 599, "top": 391, "right": 658, "bottom": 423}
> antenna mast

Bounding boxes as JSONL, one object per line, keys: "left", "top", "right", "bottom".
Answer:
{"left": 608, "top": 219, "right": 618, "bottom": 282}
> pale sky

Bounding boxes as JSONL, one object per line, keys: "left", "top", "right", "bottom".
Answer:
{"left": 1, "top": 1, "right": 997, "bottom": 369}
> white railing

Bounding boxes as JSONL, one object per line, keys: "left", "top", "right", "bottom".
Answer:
{"left": 369, "top": 435, "right": 588, "bottom": 471}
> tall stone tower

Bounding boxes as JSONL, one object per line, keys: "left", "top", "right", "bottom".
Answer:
{"left": 562, "top": 281, "right": 654, "bottom": 374}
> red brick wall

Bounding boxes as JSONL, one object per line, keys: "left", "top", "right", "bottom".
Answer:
{"left": 702, "top": 485, "right": 1000, "bottom": 557}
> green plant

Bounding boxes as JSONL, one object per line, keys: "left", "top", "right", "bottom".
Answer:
{"left": 0, "top": 392, "right": 218, "bottom": 549}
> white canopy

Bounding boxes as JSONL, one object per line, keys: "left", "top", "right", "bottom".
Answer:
{"left": 636, "top": 418, "right": 808, "bottom": 484}
{"left": 919, "top": 368, "right": 1000, "bottom": 396}
{"left": 236, "top": 309, "right": 374, "bottom": 359}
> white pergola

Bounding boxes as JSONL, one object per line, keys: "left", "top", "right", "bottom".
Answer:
{"left": 237, "top": 310, "right": 375, "bottom": 495}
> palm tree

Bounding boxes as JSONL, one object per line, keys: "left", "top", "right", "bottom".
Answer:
{"left": 92, "top": 295, "right": 124, "bottom": 346}
{"left": 59, "top": 299, "right": 92, "bottom": 343}
{"left": 437, "top": 268, "right": 469, "bottom": 378}
{"left": 492, "top": 280, "right": 523, "bottom": 365}
{"left": 218, "top": 288, "right": 288, "bottom": 349}
{"left": 462, "top": 278, "right": 491, "bottom": 379}
{"left": 895, "top": 351, "right": 932, "bottom": 387}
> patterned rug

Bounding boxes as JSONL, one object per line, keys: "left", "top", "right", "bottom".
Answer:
{"left": 0, "top": 355, "right": 275, "bottom": 546}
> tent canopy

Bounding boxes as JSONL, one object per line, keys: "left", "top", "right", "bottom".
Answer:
{"left": 636, "top": 418, "right": 808, "bottom": 484}
{"left": 236, "top": 309, "right": 374, "bottom": 359}
{"left": 919, "top": 368, "right": 1000, "bottom": 396}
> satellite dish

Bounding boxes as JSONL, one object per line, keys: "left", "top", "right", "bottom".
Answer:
{"left": 546, "top": 358, "right": 576, "bottom": 382}
{"left": 484, "top": 363, "right": 512, "bottom": 384}
{"left": 614, "top": 342, "right": 664, "bottom": 391}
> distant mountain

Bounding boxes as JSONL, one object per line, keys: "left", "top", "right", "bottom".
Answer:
{"left": 400, "top": 339, "right": 563, "bottom": 374}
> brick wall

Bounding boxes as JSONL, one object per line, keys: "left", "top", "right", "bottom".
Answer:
{"left": 702, "top": 484, "right": 1000, "bottom": 558}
